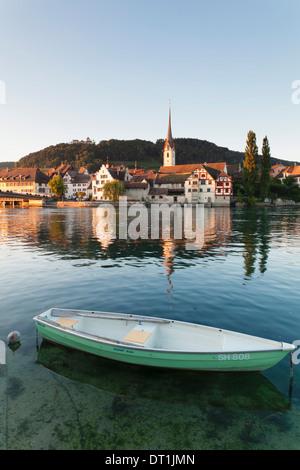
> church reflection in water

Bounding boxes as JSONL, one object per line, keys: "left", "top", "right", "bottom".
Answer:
{"left": 2, "top": 205, "right": 300, "bottom": 283}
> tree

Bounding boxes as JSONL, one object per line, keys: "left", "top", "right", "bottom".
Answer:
{"left": 260, "top": 136, "right": 271, "bottom": 200}
{"left": 102, "top": 180, "right": 125, "bottom": 202}
{"left": 243, "top": 131, "right": 259, "bottom": 198}
{"left": 48, "top": 174, "right": 67, "bottom": 199}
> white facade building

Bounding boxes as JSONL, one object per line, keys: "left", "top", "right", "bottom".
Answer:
{"left": 153, "top": 163, "right": 233, "bottom": 206}
{"left": 47, "top": 165, "right": 92, "bottom": 199}
{"left": 63, "top": 171, "right": 92, "bottom": 199}
{"left": 92, "top": 164, "right": 131, "bottom": 201}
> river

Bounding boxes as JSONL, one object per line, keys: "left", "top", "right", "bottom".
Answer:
{"left": 0, "top": 205, "right": 300, "bottom": 450}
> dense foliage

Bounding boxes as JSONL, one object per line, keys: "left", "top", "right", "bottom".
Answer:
{"left": 0, "top": 161, "right": 15, "bottom": 169}
{"left": 236, "top": 131, "right": 300, "bottom": 204}
{"left": 16, "top": 138, "right": 259, "bottom": 172}
{"left": 269, "top": 177, "right": 300, "bottom": 202}
{"left": 48, "top": 174, "right": 68, "bottom": 199}
{"left": 102, "top": 180, "right": 125, "bottom": 202}
{"left": 260, "top": 137, "right": 271, "bottom": 200}
{"left": 243, "top": 131, "right": 259, "bottom": 198}
{"left": 17, "top": 143, "right": 103, "bottom": 173}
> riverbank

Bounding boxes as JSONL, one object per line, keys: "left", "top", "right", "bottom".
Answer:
{"left": 3, "top": 197, "right": 299, "bottom": 210}
{"left": 57, "top": 198, "right": 300, "bottom": 209}
{"left": 56, "top": 200, "right": 100, "bottom": 207}
{"left": 235, "top": 198, "right": 300, "bottom": 208}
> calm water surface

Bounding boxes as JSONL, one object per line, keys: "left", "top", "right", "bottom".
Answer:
{"left": 0, "top": 205, "right": 300, "bottom": 450}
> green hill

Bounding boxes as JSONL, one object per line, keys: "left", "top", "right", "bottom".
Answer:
{"left": 16, "top": 138, "right": 298, "bottom": 172}
{"left": 0, "top": 161, "right": 15, "bottom": 169}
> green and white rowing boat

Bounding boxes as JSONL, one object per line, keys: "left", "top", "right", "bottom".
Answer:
{"left": 33, "top": 308, "right": 295, "bottom": 372}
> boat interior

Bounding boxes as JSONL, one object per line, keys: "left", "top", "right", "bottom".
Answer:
{"left": 38, "top": 308, "right": 282, "bottom": 353}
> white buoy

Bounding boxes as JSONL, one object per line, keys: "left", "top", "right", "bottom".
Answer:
{"left": 0, "top": 340, "right": 5, "bottom": 364}
{"left": 7, "top": 331, "right": 20, "bottom": 345}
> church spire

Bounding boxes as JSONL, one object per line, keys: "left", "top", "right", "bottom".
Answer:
{"left": 163, "top": 101, "right": 176, "bottom": 167}
{"left": 167, "top": 101, "right": 174, "bottom": 149}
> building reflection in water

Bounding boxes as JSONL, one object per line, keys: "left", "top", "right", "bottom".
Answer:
{"left": 2, "top": 205, "right": 300, "bottom": 284}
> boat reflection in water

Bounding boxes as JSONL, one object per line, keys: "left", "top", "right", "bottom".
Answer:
{"left": 36, "top": 340, "right": 291, "bottom": 413}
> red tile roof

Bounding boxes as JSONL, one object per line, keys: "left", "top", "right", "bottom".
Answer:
{"left": 0, "top": 168, "right": 50, "bottom": 184}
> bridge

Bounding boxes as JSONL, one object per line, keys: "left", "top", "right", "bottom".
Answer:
{"left": 0, "top": 191, "right": 50, "bottom": 207}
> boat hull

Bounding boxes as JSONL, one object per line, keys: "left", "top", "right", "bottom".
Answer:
{"left": 34, "top": 314, "right": 293, "bottom": 372}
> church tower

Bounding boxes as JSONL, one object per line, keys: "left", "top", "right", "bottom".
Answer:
{"left": 163, "top": 103, "right": 175, "bottom": 167}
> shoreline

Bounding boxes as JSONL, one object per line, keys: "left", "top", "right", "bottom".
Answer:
{"left": 56, "top": 199, "right": 300, "bottom": 208}
{"left": 2, "top": 199, "right": 300, "bottom": 209}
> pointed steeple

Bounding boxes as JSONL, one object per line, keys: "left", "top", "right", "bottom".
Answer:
{"left": 163, "top": 101, "right": 175, "bottom": 167}
{"left": 167, "top": 101, "right": 174, "bottom": 149}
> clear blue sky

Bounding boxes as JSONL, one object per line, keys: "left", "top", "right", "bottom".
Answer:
{"left": 1, "top": 0, "right": 300, "bottom": 163}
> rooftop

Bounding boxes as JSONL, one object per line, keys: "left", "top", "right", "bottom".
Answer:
{"left": 0, "top": 168, "right": 50, "bottom": 184}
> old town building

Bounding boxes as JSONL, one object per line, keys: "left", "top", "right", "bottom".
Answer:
{"left": 0, "top": 168, "right": 51, "bottom": 196}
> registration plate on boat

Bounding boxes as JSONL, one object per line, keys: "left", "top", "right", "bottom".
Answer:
{"left": 218, "top": 353, "right": 251, "bottom": 361}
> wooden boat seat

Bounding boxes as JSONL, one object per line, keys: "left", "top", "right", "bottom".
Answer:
{"left": 123, "top": 324, "right": 157, "bottom": 345}
{"left": 56, "top": 318, "right": 78, "bottom": 328}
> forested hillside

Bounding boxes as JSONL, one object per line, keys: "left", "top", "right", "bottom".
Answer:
{"left": 0, "top": 161, "right": 15, "bottom": 169}
{"left": 16, "top": 138, "right": 296, "bottom": 172}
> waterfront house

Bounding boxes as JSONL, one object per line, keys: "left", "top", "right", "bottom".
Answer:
{"left": 152, "top": 167, "right": 193, "bottom": 204}
{"left": 153, "top": 163, "right": 233, "bottom": 206}
{"left": 270, "top": 163, "right": 287, "bottom": 178}
{"left": 47, "top": 164, "right": 92, "bottom": 199}
{"left": 92, "top": 162, "right": 132, "bottom": 201}
{"left": 279, "top": 164, "right": 300, "bottom": 187}
{"left": 227, "top": 163, "right": 243, "bottom": 180}
{"left": 63, "top": 171, "right": 92, "bottom": 199}
{"left": 0, "top": 168, "right": 51, "bottom": 196}
{"left": 123, "top": 180, "right": 150, "bottom": 201}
